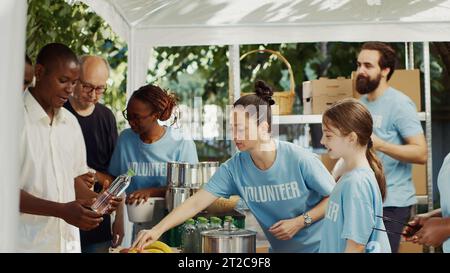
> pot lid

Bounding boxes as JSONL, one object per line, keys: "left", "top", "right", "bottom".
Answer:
{"left": 201, "top": 228, "right": 257, "bottom": 238}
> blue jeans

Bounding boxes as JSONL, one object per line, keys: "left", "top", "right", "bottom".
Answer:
{"left": 81, "top": 241, "right": 112, "bottom": 253}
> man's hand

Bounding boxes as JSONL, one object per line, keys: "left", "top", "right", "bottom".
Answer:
{"left": 414, "top": 218, "right": 450, "bottom": 247}
{"left": 403, "top": 213, "right": 432, "bottom": 241}
{"left": 75, "top": 172, "right": 96, "bottom": 190}
{"left": 95, "top": 172, "right": 114, "bottom": 191}
{"left": 104, "top": 196, "right": 123, "bottom": 215}
{"left": 112, "top": 216, "right": 124, "bottom": 247}
{"left": 126, "top": 188, "right": 153, "bottom": 205}
{"left": 60, "top": 198, "right": 103, "bottom": 231}
{"left": 268, "top": 217, "right": 304, "bottom": 240}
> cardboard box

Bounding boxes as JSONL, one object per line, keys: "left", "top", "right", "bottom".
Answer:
{"left": 352, "top": 69, "right": 421, "bottom": 111}
{"left": 303, "top": 77, "right": 353, "bottom": 114}
{"left": 412, "top": 164, "right": 427, "bottom": 195}
{"left": 398, "top": 241, "right": 423, "bottom": 253}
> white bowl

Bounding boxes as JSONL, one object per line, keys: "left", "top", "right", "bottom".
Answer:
{"left": 126, "top": 197, "right": 165, "bottom": 223}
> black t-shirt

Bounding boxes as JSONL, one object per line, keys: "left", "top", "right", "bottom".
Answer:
{"left": 64, "top": 101, "right": 118, "bottom": 246}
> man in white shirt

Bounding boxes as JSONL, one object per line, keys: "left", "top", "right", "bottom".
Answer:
{"left": 19, "top": 43, "right": 105, "bottom": 253}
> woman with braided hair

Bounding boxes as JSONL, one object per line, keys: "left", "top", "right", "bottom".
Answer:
{"left": 108, "top": 84, "right": 198, "bottom": 237}
{"left": 132, "top": 80, "right": 335, "bottom": 253}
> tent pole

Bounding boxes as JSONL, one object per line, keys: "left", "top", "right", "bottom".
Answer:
{"left": 408, "top": 42, "right": 414, "bottom": 69}
{"left": 405, "top": 42, "right": 409, "bottom": 69}
{"left": 228, "top": 45, "right": 240, "bottom": 103}
{"left": 423, "top": 41, "right": 434, "bottom": 253}
{"left": 126, "top": 29, "right": 152, "bottom": 102}
{"left": 0, "top": 0, "right": 26, "bottom": 252}
{"left": 228, "top": 45, "right": 240, "bottom": 154}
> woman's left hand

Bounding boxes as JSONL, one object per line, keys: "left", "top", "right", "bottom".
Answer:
{"left": 268, "top": 217, "right": 304, "bottom": 240}
{"left": 126, "top": 189, "right": 153, "bottom": 205}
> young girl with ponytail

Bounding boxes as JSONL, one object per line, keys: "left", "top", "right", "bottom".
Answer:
{"left": 132, "top": 80, "right": 336, "bottom": 253}
{"left": 319, "top": 98, "right": 391, "bottom": 253}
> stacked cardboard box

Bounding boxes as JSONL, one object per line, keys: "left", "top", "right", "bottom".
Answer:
{"left": 302, "top": 77, "right": 353, "bottom": 114}
{"left": 412, "top": 164, "right": 427, "bottom": 196}
{"left": 398, "top": 241, "right": 424, "bottom": 253}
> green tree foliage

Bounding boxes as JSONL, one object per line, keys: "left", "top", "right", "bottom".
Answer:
{"left": 26, "top": 0, "right": 128, "bottom": 128}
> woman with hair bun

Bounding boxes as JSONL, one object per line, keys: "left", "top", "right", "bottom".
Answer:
{"left": 108, "top": 84, "right": 198, "bottom": 237}
{"left": 132, "top": 80, "right": 335, "bottom": 253}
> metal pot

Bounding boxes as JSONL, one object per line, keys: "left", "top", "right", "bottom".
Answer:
{"left": 184, "top": 163, "right": 200, "bottom": 189}
{"left": 166, "top": 162, "right": 189, "bottom": 187}
{"left": 201, "top": 228, "right": 257, "bottom": 253}
{"left": 199, "top": 161, "right": 219, "bottom": 186}
{"left": 165, "top": 187, "right": 191, "bottom": 212}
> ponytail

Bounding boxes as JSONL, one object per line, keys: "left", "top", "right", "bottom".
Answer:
{"left": 366, "top": 146, "right": 386, "bottom": 201}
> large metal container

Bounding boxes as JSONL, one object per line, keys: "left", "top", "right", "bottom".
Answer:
{"left": 184, "top": 163, "right": 201, "bottom": 189}
{"left": 199, "top": 161, "right": 219, "bottom": 186}
{"left": 201, "top": 228, "right": 257, "bottom": 253}
{"left": 165, "top": 187, "right": 191, "bottom": 212}
{"left": 166, "top": 162, "right": 189, "bottom": 187}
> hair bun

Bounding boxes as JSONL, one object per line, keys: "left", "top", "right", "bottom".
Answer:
{"left": 254, "top": 80, "right": 275, "bottom": 105}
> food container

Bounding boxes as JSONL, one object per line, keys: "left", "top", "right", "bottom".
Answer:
{"left": 199, "top": 161, "right": 219, "bottom": 186}
{"left": 166, "top": 161, "right": 189, "bottom": 187}
{"left": 201, "top": 228, "right": 257, "bottom": 253}
{"left": 126, "top": 197, "right": 165, "bottom": 223}
{"left": 165, "top": 187, "right": 191, "bottom": 212}
{"left": 184, "top": 163, "right": 200, "bottom": 189}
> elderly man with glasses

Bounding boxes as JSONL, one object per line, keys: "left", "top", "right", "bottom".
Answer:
{"left": 64, "top": 55, "right": 124, "bottom": 253}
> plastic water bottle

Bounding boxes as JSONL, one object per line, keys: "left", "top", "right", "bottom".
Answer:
{"left": 181, "top": 219, "right": 197, "bottom": 253}
{"left": 209, "top": 216, "right": 222, "bottom": 230}
{"left": 195, "top": 217, "right": 210, "bottom": 253}
{"left": 91, "top": 169, "right": 135, "bottom": 214}
{"left": 224, "top": 216, "right": 236, "bottom": 230}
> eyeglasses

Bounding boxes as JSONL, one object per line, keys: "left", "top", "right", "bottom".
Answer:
{"left": 122, "top": 109, "right": 153, "bottom": 122}
{"left": 80, "top": 80, "right": 107, "bottom": 95}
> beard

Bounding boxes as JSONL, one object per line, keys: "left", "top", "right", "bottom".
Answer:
{"left": 356, "top": 73, "right": 382, "bottom": 95}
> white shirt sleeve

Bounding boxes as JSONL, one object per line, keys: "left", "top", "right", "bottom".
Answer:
{"left": 72, "top": 120, "right": 88, "bottom": 178}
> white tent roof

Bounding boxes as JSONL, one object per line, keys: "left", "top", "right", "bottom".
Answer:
{"left": 78, "top": 0, "right": 450, "bottom": 96}
{"left": 81, "top": 0, "right": 450, "bottom": 46}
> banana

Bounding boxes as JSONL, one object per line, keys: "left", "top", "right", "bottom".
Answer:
{"left": 142, "top": 248, "right": 164, "bottom": 253}
{"left": 144, "top": 241, "right": 173, "bottom": 253}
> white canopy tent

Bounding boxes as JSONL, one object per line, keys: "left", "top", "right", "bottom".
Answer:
{"left": 78, "top": 0, "right": 450, "bottom": 96}
{"left": 1, "top": 0, "right": 450, "bottom": 251}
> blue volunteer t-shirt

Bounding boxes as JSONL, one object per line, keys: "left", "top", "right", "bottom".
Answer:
{"left": 319, "top": 167, "right": 391, "bottom": 253}
{"left": 108, "top": 126, "right": 198, "bottom": 194}
{"left": 438, "top": 153, "right": 450, "bottom": 253}
{"left": 204, "top": 140, "right": 335, "bottom": 253}
{"left": 360, "top": 87, "right": 423, "bottom": 207}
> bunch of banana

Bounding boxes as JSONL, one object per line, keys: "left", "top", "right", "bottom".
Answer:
{"left": 120, "top": 241, "right": 173, "bottom": 253}
{"left": 143, "top": 241, "right": 173, "bottom": 253}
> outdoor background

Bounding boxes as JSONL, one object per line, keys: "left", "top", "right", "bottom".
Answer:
{"left": 26, "top": 0, "right": 450, "bottom": 205}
